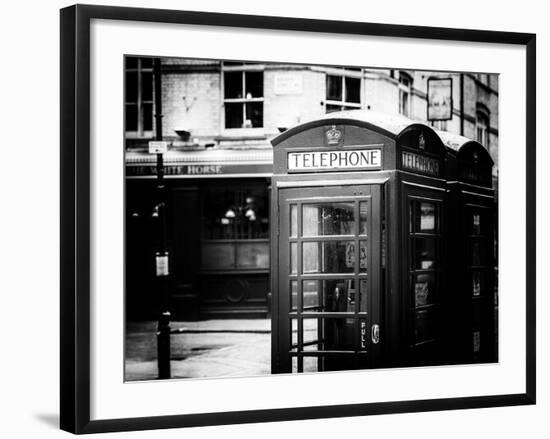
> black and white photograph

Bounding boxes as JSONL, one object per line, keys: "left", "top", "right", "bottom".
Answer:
{"left": 124, "top": 57, "right": 499, "bottom": 381}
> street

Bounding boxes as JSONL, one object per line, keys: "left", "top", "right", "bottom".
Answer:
{"left": 125, "top": 320, "right": 271, "bottom": 381}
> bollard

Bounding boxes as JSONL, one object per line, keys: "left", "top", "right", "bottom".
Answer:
{"left": 157, "top": 311, "right": 171, "bottom": 379}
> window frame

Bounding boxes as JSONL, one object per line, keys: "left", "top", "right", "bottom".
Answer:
{"left": 324, "top": 67, "right": 364, "bottom": 113}
{"left": 475, "top": 106, "right": 490, "bottom": 148}
{"left": 124, "top": 57, "right": 155, "bottom": 139}
{"left": 398, "top": 71, "right": 413, "bottom": 117}
{"left": 221, "top": 62, "right": 265, "bottom": 133}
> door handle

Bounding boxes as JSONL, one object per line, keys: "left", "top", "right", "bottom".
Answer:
{"left": 371, "top": 324, "right": 380, "bottom": 344}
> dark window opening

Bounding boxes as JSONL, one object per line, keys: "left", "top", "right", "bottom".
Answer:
{"left": 124, "top": 56, "right": 155, "bottom": 137}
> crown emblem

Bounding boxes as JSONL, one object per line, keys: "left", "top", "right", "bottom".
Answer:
{"left": 326, "top": 125, "right": 343, "bottom": 146}
{"left": 418, "top": 132, "right": 426, "bottom": 150}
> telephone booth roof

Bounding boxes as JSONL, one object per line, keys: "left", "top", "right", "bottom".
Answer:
{"left": 438, "top": 130, "right": 494, "bottom": 187}
{"left": 272, "top": 110, "right": 436, "bottom": 146}
{"left": 438, "top": 130, "right": 494, "bottom": 166}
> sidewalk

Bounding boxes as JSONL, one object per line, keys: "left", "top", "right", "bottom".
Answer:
{"left": 125, "top": 319, "right": 271, "bottom": 381}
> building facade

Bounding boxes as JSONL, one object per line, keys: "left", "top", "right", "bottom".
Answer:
{"left": 125, "top": 57, "right": 498, "bottom": 321}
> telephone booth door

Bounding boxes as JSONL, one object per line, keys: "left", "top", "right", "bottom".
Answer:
{"left": 275, "top": 183, "right": 383, "bottom": 373}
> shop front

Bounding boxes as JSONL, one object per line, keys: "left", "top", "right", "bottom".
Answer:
{"left": 125, "top": 148, "right": 273, "bottom": 320}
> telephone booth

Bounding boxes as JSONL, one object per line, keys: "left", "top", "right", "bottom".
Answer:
{"left": 442, "top": 132, "right": 497, "bottom": 365}
{"left": 270, "top": 110, "right": 451, "bottom": 374}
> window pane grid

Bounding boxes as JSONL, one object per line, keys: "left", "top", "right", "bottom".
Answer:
{"left": 223, "top": 69, "right": 264, "bottom": 128}
{"left": 408, "top": 198, "right": 442, "bottom": 347}
{"left": 124, "top": 57, "right": 154, "bottom": 136}
{"left": 289, "top": 197, "right": 371, "bottom": 369}
{"left": 325, "top": 72, "right": 362, "bottom": 113}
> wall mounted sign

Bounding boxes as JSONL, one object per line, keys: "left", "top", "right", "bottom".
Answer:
{"left": 274, "top": 72, "right": 303, "bottom": 95}
{"left": 288, "top": 149, "right": 382, "bottom": 172}
{"left": 148, "top": 140, "right": 169, "bottom": 154}
{"left": 126, "top": 163, "right": 272, "bottom": 177}
{"left": 427, "top": 77, "right": 453, "bottom": 121}
{"left": 402, "top": 150, "right": 440, "bottom": 177}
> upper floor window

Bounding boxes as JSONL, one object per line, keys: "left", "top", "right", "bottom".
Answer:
{"left": 125, "top": 57, "right": 154, "bottom": 137}
{"left": 223, "top": 63, "right": 264, "bottom": 129}
{"left": 325, "top": 69, "right": 362, "bottom": 113}
{"left": 476, "top": 107, "right": 490, "bottom": 148}
{"left": 398, "top": 72, "right": 413, "bottom": 117}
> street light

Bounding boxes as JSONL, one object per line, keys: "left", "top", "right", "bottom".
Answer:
{"left": 148, "top": 57, "right": 172, "bottom": 380}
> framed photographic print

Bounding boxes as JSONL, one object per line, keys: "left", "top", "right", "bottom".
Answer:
{"left": 60, "top": 4, "right": 536, "bottom": 434}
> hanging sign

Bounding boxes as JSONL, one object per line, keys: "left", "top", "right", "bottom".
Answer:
{"left": 427, "top": 77, "right": 453, "bottom": 121}
{"left": 288, "top": 148, "right": 382, "bottom": 172}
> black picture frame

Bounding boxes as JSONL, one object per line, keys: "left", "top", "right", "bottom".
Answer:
{"left": 60, "top": 4, "right": 536, "bottom": 434}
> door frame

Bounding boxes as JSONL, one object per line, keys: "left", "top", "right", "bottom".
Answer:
{"left": 271, "top": 181, "right": 386, "bottom": 373}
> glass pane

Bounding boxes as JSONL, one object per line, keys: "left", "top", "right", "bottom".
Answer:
{"left": 415, "top": 309, "right": 439, "bottom": 343}
{"left": 291, "top": 280, "right": 298, "bottom": 311}
{"left": 414, "top": 273, "right": 437, "bottom": 307}
{"left": 359, "top": 201, "right": 368, "bottom": 235}
{"left": 359, "top": 241, "right": 368, "bottom": 272}
{"left": 472, "top": 271, "right": 482, "bottom": 297}
{"left": 412, "top": 201, "right": 437, "bottom": 232}
{"left": 142, "top": 103, "right": 153, "bottom": 131}
{"left": 472, "top": 299, "right": 484, "bottom": 327}
{"left": 345, "top": 76, "right": 361, "bottom": 103}
{"left": 302, "top": 278, "right": 360, "bottom": 312}
{"left": 290, "top": 242, "right": 297, "bottom": 274}
{"left": 302, "top": 241, "right": 354, "bottom": 274}
{"left": 125, "top": 56, "right": 138, "bottom": 69}
{"left": 245, "top": 71, "right": 263, "bottom": 98}
{"left": 419, "top": 202, "right": 436, "bottom": 231}
{"left": 303, "top": 357, "right": 319, "bottom": 373}
{"left": 326, "top": 104, "right": 342, "bottom": 113}
{"left": 201, "top": 184, "right": 269, "bottom": 240}
{"left": 292, "top": 356, "right": 298, "bottom": 373}
{"left": 235, "top": 242, "right": 269, "bottom": 269}
{"left": 125, "top": 71, "right": 138, "bottom": 103}
{"left": 472, "top": 213, "right": 482, "bottom": 235}
{"left": 471, "top": 239, "right": 487, "bottom": 266}
{"left": 141, "top": 71, "right": 153, "bottom": 101}
{"left": 224, "top": 71, "right": 242, "bottom": 98}
{"left": 291, "top": 319, "right": 298, "bottom": 349}
{"left": 414, "top": 238, "right": 437, "bottom": 270}
{"left": 301, "top": 318, "right": 356, "bottom": 352}
{"left": 473, "top": 331, "right": 481, "bottom": 353}
{"left": 302, "top": 202, "right": 355, "bottom": 236}
{"left": 225, "top": 103, "right": 243, "bottom": 128}
{"left": 290, "top": 204, "right": 297, "bottom": 237}
{"left": 201, "top": 243, "right": 235, "bottom": 269}
{"left": 125, "top": 104, "right": 138, "bottom": 131}
{"left": 303, "top": 318, "right": 319, "bottom": 351}
{"left": 359, "top": 279, "right": 368, "bottom": 312}
{"left": 245, "top": 102, "right": 263, "bottom": 128}
{"left": 140, "top": 58, "right": 153, "bottom": 68}
{"left": 326, "top": 75, "right": 343, "bottom": 101}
